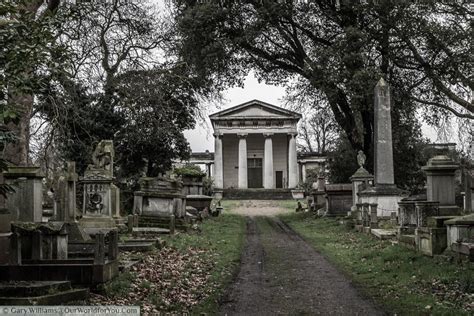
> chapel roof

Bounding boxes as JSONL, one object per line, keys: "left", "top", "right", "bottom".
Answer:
{"left": 209, "top": 99, "right": 301, "bottom": 120}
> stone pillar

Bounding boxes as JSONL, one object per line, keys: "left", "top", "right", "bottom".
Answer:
{"left": 374, "top": 78, "right": 395, "bottom": 186}
{"left": 264, "top": 133, "right": 274, "bottom": 189}
{"left": 66, "top": 161, "right": 78, "bottom": 222}
{"left": 238, "top": 133, "right": 248, "bottom": 189}
{"left": 108, "top": 230, "right": 118, "bottom": 261}
{"left": 214, "top": 133, "right": 224, "bottom": 189}
{"left": 369, "top": 203, "right": 378, "bottom": 228}
{"left": 9, "top": 232, "right": 21, "bottom": 265}
{"left": 362, "top": 203, "right": 370, "bottom": 227}
{"left": 288, "top": 133, "right": 298, "bottom": 188}
{"left": 31, "top": 230, "right": 42, "bottom": 260}
{"left": 464, "top": 171, "right": 472, "bottom": 213}
{"left": 94, "top": 232, "right": 105, "bottom": 265}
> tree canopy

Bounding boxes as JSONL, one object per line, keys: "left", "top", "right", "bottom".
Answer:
{"left": 173, "top": 0, "right": 473, "bottom": 157}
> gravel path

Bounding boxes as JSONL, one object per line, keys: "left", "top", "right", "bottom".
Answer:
{"left": 219, "top": 204, "right": 385, "bottom": 315}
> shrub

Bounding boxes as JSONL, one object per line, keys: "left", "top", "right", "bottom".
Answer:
{"left": 173, "top": 164, "right": 206, "bottom": 177}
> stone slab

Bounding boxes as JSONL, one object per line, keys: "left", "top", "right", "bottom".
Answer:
{"left": 0, "top": 281, "right": 70, "bottom": 297}
{"left": 371, "top": 228, "right": 397, "bottom": 240}
{"left": 132, "top": 227, "right": 170, "bottom": 234}
{"left": 0, "top": 288, "right": 88, "bottom": 305}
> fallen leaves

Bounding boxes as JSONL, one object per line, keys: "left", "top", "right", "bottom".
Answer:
{"left": 90, "top": 247, "right": 218, "bottom": 314}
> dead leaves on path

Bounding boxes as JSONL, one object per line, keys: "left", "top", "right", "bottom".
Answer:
{"left": 90, "top": 247, "right": 218, "bottom": 314}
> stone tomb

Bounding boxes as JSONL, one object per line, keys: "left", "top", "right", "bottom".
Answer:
{"left": 131, "top": 176, "right": 187, "bottom": 233}
{"left": 445, "top": 214, "right": 474, "bottom": 261}
{"left": 325, "top": 184, "right": 353, "bottom": 217}
{"left": 133, "top": 176, "right": 186, "bottom": 218}
{"left": 1, "top": 225, "right": 119, "bottom": 286}
{"left": 79, "top": 140, "right": 118, "bottom": 235}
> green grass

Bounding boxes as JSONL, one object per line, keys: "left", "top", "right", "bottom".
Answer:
{"left": 280, "top": 212, "right": 474, "bottom": 315}
{"left": 163, "top": 209, "right": 246, "bottom": 314}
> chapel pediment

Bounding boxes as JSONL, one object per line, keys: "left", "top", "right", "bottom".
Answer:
{"left": 209, "top": 100, "right": 301, "bottom": 120}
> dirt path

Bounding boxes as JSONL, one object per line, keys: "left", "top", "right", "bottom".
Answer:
{"left": 219, "top": 215, "right": 385, "bottom": 315}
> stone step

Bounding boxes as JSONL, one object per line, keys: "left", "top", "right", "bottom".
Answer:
{"left": 0, "top": 281, "right": 72, "bottom": 297}
{"left": 118, "top": 241, "right": 156, "bottom": 252}
{"left": 132, "top": 227, "right": 170, "bottom": 235}
{"left": 0, "top": 288, "right": 89, "bottom": 305}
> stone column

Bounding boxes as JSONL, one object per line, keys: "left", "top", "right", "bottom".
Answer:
{"left": 374, "top": 78, "right": 395, "bottom": 186}
{"left": 288, "top": 133, "right": 298, "bottom": 188}
{"left": 264, "top": 133, "right": 274, "bottom": 189}
{"left": 238, "top": 133, "right": 248, "bottom": 189}
{"left": 66, "top": 161, "right": 78, "bottom": 222}
{"left": 214, "top": 133, "right": 224, "bottom": 189}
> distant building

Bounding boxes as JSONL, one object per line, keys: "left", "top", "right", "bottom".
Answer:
{"left": 185, "top": 100, "right": 327, "bottom": 190}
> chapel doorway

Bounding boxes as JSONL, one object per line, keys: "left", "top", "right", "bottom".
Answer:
{"left": 275, "top": 171, "right": 283, "bottom": 188}
{"left": 247, "top": 158, "right": 263, "bottom": 188}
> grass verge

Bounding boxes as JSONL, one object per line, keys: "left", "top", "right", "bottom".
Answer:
{"left": 280, "top": 212, "right": 474, "bottom": 315}
{"left": 163, "top": 211, "right": 246, "bottom": 314}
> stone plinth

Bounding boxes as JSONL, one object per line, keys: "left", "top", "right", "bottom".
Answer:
{"left": 421, "top": 155, "right": 459, "bottom": 214}
{"left": 133, "top": 177, "right": 186, "bottom": 218}
{"left": 79, "top": 141, "right": 117, "bottom": 235}
{"left": 79, "top": 172, "right": 116, "bottom": 235}
{"left": 350, "top": 167, "right": 373, "bottom": 210}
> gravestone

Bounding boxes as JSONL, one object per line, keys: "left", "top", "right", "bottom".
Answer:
{"left": 359, "top": 79, "right": 405, "bottom": 217}
{"left": 79, "top": 141, "right": 117, "bottom": 235}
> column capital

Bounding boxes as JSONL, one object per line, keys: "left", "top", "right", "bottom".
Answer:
{"left": 237, "top": 133, "right": 248, "bottom": 138}
{"left": 213, "top": 132, "right": 222, "bottom": 138}
{"left": 263, "top": 132, "right": 274, "bottom": 138}
{"left": 288, "top": 132, "right": 298, "bottom": 138}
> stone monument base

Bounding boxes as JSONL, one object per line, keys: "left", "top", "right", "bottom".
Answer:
{"left": 360, "top": 184, "right": 406, "bottom": 217}
{"left": 79, "top": 216, "right": 117, "bottom": 236}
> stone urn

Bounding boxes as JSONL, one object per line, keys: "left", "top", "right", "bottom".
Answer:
{"left": 291, "top": 189, "right": 305, "bottom": 200}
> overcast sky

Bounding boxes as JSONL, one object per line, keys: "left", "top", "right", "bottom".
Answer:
{"left": 184, "top": 72, "right": 439, "bottom": 153}
{"left": 184, "top": 72, "right": 288, "bottom": 152}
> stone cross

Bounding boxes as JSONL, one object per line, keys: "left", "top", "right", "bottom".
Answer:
{"left": 373, "top": 78, "right": 395, "bottom": 186}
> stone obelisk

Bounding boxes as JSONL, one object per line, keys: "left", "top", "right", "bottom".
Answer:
{"left": 374, "top": 77, "right": 395, "bottom": 187}
{"left": 358, "top": 78, "right": 404, "bottom": 217}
